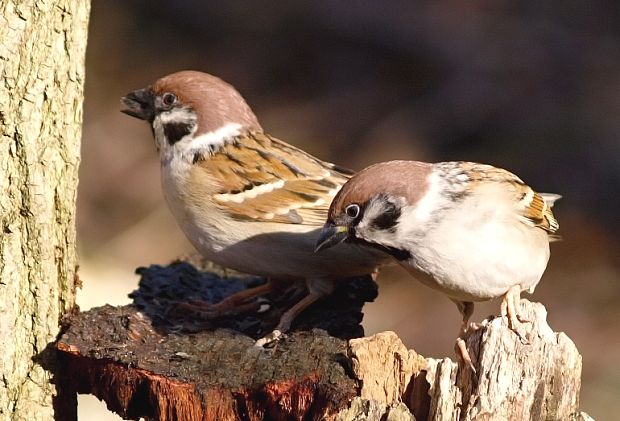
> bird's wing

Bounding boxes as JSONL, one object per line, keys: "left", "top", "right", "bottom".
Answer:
{"left": 199, "top": 132, "right": 352, "bottom": 225}
{"left": 453, "top": 162, "right": 560, "bottom": 234}
{"left": 518, "top": 187, "right": 560, "bottom": 234}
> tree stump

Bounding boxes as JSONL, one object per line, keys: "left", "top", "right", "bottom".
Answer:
{"left": 56, "top": 261, "right": 593, "bottom": 420}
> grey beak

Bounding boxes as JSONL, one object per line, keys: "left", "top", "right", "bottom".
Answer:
{"left": 121, "top": 88, "right": 155, "bottom": 122}
{"left": 314, "top": 222, "right": 349, "bottom": 252}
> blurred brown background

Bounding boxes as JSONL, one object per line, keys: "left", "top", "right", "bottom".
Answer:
{"left": 77, "top": 1, "right": 619, "bottom": 419}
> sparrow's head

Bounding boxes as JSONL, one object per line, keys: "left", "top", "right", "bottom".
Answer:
{"left": 121, "top": 70, "right": 261, "bottom": 157}
{"left": 315, "top": 161, "right": 431, "bottom": 259}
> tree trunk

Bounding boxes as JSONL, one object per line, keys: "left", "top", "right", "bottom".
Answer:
{"left": 0, "top": 1, "right": 89, "bottom": 419}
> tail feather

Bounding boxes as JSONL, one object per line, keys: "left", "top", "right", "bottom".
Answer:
{"left": 540, "top": 193, "right": 562, "bottom": 207}
{"left": 541, "top": 193, "right": 561, "bottom": 239}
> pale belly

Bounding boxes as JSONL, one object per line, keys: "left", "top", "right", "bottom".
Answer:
{"left": 403, "top": 214, "right": 551, "bottom": 302}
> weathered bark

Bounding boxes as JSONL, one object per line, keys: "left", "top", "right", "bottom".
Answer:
{"left": 56, "top": 262, "right": 593, "bottom": 420}
{"left": 0, "top": 1, "right": 89, "bottom": 419}
{"left": 345, "top": 310, "right": 590, "bottom": 421}
{"left": 58, "top": 309, "right": 358, "bottom": 421}
{"left": 55, "top": 261, "right": 379, "bottom": 420}
{"left": 423, "top": 301, "right": 582, "bottom": 420}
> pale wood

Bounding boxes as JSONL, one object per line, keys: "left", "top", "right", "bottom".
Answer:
{"left": 335, "top": 398, "right": 415, "bottom": 421}
{"left": 424, "top": 300, "right": 582, "bottom": 420}
{"left": 347, "top": 331, "right": 426, "bottom": 409}
{"left": 0, "top": 0, "right": 89, "bottom": 419}
{"left": 338, "top": 299, "right": 589, "bottom": 421}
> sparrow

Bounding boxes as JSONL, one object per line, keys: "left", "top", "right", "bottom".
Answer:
{"left": 120, "top": 70, "right": 390, "bottom": 344}
{"left": 315, "top": 160, "right": 560, "bottom": 369}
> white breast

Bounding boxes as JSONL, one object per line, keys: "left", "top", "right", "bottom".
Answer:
{"left": 400, "top": 185, "right": 551, "bottom": 301}
{"left": 160, "top": 156, "right": 235, "bottom": 254}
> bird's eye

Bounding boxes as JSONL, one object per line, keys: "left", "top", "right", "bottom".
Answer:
{"left": 345, "top": 204, "right": 361, "bottom": 218}
{"left": 162, "top": 92, "right": 177, "bottom": 107}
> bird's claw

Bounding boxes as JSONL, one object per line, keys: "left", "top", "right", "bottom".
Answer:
{"left": 455, "top": 337, "right": 477, "bottom": 374}
{"left": 255, "top": 329, "right": 286, "bottom": 348}
{"left": 466, "top": 320, "right": 484, "bottom": 333}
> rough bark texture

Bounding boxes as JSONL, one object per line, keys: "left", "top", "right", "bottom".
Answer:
{"left": 56, "top": 262, "right": 592, "bottom": 420}
{"left": 55, "top": 262, "right": 378, "bottom": 420}
{"left": 343, "top": 306, "right": 590, "bottom": 421}
{"left": 0, "top": 1, "right": 89, "bottom": 419}
{"left": 424, "top": 301, "right": 582, "bottom": 420}
{"left": 58, "top": 308, "right": 358, "bottom": 421}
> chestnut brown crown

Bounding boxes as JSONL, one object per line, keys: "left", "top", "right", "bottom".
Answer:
{"left": 122, "top": 70, "right": 262, "bottom": 135}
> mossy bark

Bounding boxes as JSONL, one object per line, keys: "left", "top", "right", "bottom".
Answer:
{"left": 0, "top": 1, "right": 89, "bottom": 419}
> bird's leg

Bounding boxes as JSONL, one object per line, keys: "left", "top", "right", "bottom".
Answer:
{"left": 181, "top": 280, "right": 274, "bottom": 317}
{"left": 255, "top": 291, "right": 323, "bottom": 347}
{"left": 256, "top": 278, "right": 331, "bottom": 347}
{"left": 500, "top": 285, "right": 531, "bottom": 342}
{"left": 500, "top": 285, "right": 523, "bottom": 330}
{"left": 453, "top": 300, "right": 480, "bottom": 334}
{"left": 452, "top": 300, "right": 477, "bottom": 373}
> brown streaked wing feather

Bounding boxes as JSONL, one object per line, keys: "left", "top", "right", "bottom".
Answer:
{"left": 521, "top": 189, "right": 560, "bottom": 233}
{"left": 204, "top": 132, "right": 350, "bottom": 225}
{"left": 464, "top": 163, "right": 560, "bottom": 234}
{"left": 460, "top": 162, "right": 525, "bottom": 184}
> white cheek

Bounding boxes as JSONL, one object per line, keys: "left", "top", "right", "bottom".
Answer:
{"left": 153, "top": 107, "right": 198, "bottom": 150}
{"left": 153, "top": 109, "right": 242, "bottom": 164}
{"left": 156, "top": 122, "right": 243, "bottom": 165}
{"left": 159, "top": 107, "right": 196, "bottom": 124}
{"left": 354, "top": 198, "right": 406, "bottom": 250}
{"left": 152, "top": 115, "right": 198, "bottom": 163}
{"left": 178, "top": 122, "right": 241, "bottom": 153}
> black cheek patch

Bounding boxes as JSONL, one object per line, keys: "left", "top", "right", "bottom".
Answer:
{"left": 164, "top": 122, "right": 193, "bottom": 145}
{"left": 370, "top": 201, "right": 401, "bottom": 231}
